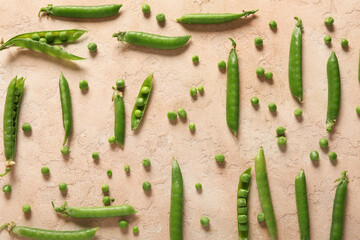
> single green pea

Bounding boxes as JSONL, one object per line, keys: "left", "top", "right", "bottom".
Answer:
{"left": 268, "top": 102, "right": 277, "bottom": 112}
{"left": 356, "top": 106, "right": 360, "bottom": 114}
{"left": 192, "top": 55, "right": 199, "bottom": 64}
{"left": 31, "top": 34, "right": 40, "bottom": 41}
{"left": 218, "top": 60, "right": 226, "bottom": 69}
{"left": 142, "top": 4, "right": 150, "bottom": 13}
{"left": 167, "top": 111, "right": 177, "bottom": 121}
{"left": 141, "top": 86, "right": 150, "bottom": 94}
{"left": 102, "top": 184, "right": 109, "bottom": 193}
{"left": 142, "top": 181, "right": 151, "bottom": 191}
{"left": 294, "top": 108, "right": 303, "bottom": 117}
{"left": 103, "top": 196, "right": 111, "bottom": 206}
{"left": 341, "top": 38, "right": 348, "bottom": 47}
{"left": 190, "top": 87, "right": 197, "bottom": 96}
{"left": 240, "top": 173, "right": 250, "bottom": 183}
{"left": 61, "top": 146, "right": 69, "bottom": 155}
{"left": 277, "top": 136, "right": 287, "bottom": 146}
{"left": 329, "top": 152, "right": 337, "bottom": 161}
{"left": 189, "top": 122, "right": 195, "bottom": 132}
{"left": 324, "top": 16, "right": 334, "bottom": 26}
{"left": 22, "top": 204, "right": 31, "bottom": 213}
{"left": 124, "top": 164, "right": 130, "bottom": 172}
{"left": 134, "top": 109, "right": 143, "bottom": 118}
{"left": 108, "top": 136, "right": 116, "bottom": 144}
{"left": 237, "top": 189, "right": 249, "bottom": 198}
{"left": 156, "top": 13, "right": 165, "bottom": 22}
{"left": 200, "top": 216, "right": 210, "bottom": 226}
{"left": 177, "top": 108, "right": 187, "bottom": 119}
{"left": 59, "top": 182, "right": 67, "bottom": 191}
{"left": 136, "top": 98, "right": 145, "bottom": 107}
{"left": 22, "top": 123, "right": 32, "bottom": 132}
{"left": 39, "top": 38, "right": 47, "bottom": 43}
{"left": 3, "top": 184, "right": 11, "bottom": 193}
{"left": 111, "top": 198, "right": 115, "bottom": 202}
{"left": 133, "top": 226, "right": 139, "bottom": 234}
{"left": 215, "top": 154, "right": 225, "bottom": 163}
{"left": 195, "top": 182, "right": 202, "bottom": 191}
{"left": 257, "top": 212, "right": 265, "bottom": 222}
{"left": 324, "top": 35, "right": 332, "bottom": 44}
{"left": 107, "top": 170, "right": 113, "bottom": 177}
{"left": 276, "top": 126, "right": 286, "bottom": 136}
{"left": 92, "top": 152, "right": 99, "bottom": 160}
{"left": 116, "top": 79, "right": 125, "bottom": 89}
{"left": 59, "top": 31, "right": 68, "bottom": 41}
{"left": 88, "top": 42, "right": 97, "bottom": 52}
{"left": 45, "top": 32, "right": 54, "bottom": 42}
{"left": 310, "top": 150, "right": 319, "bottom": 161}
{"left": 41, "top": 166, "right": 50, "bottom": 175}
{"left": 256, "top": 67, "right": 265, "bottom": 77}
{"left": 238, "top": 215, "right": 248, "bottom": 224}
{"left": 79, "top": 80, "right": 88, "bottom": 90}
{"left": 269, "top": 20, "right": 277, "bottom": 29}
{"left": 119, "top": 220, "right": 128, "bottom": 229}
{"left": 319, "top": 138, "right": 329, "bottom": 149}
{"left": 198, "top": 85, "right": 204, "bottom": 93}
{"left": 265, "top": 72, "right": 273, "bottom": 80}
{"left": 250, "top": 97, "right": 259, "bottom": 106}
{"left": 237, "top": 198, "right": 247, "bottom": 207}
{"left": 254, "top": 37, "right": 263, "bottom": 47}
{"left": 142, "top": 158, "right": 151, "bottom": 167}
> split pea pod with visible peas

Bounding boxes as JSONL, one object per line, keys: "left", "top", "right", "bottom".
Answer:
{"left": 288, "top": 17, "right": 303, "bottom": 102}
{"left": 170, "top": 159, "right": 183, "bottom": 240}
{"left": 326, "top": 51, "right": 341, "bottom": 132}
{"left": 59, "top": 73, "right": 72, "bottom": 147}
{"left": 237, "top": 167, "right": 251, "bottom": 239}
{"left": 113, "top": 31, "right": 191, "bottom": 50}
{"left": 295, "top": 169, "right": 310, "bottom": 240}
{"left": 0, "top": 222, "right": 98, "bottom": 240}
{"left": 112, "top": 87, "right": 125, "bottom": 147}
{"left": 131, "top": 73, "right": 153, "bottom": 130}
{"left": 176, "top": 10, "right": 258, "bottom": 24}
{"left": 39, "top": 4, "right": 122, "bottom": 18}
{"left": 0, "top": 76, "right": 25, "bottom": 177}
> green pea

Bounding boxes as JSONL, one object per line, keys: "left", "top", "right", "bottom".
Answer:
{"left": 268, "top": 102, "right": 277, "bottom": 112}
{"left": 356, "top": 106, "right": 360, "bottom": 114}
{"left": 277, "top": 136, "right": 287, "bottom": 146}
{"left": 59, "top": 182, "right": 67, "bottom": 191}
{"left": 310, "top": 150, "right": 319, "bottom": 161}
{"left": 59, "top": 31, "right": 68, "bottom": 41}
{"left": 142, "top": 181, "right": 151, "bottom": 191}
{"left": 276, "top": 126, "right": 286, "bottom": 136}
{"left": 133, "top": 226, "right": 139, "bottom": 234}
{"left": 31, "top": 34, "right": 40, "bottom": 41}
{"left": 124, "top": 164, "right": 130, "bottom": 172}
{"left": 254, "top": 37, "right": 263, "bottom": 47}
{"left": 108, "top": 136, "right": 116, "bottom": 144}
{"left": 156, "top": 13, "right": 165, "bottom": 22}
{"left": 92, "top": 152, "right": 99, "bottom": 160}
{"left": 177, "top": 108, "right": 187, "bottom": 119}
{"left": 142, "top": 158, "right": 151, "bottom": 167}
{"left": 269, "top": 20, "right": 277, "bottom": 29}
{"left": 22, "top": 204, "right": 31, "bottom": 213}
{"left": 238, "top": 215, "right": 248, "bottom": 224}
{"left": 195, "top": 182, "right": 202, "bottom": 191}
{"left": 329, "top": 152, "right": 337, "bottom": 161}
{"left": 61, "top": 146, "right": 69, "bottom": 155}
{"left": 256, "top": 67, "right": 265, "bottom": 76}
{"left": 119, "top": 220, "right": 128, "bottom": 229}
{"left": 88, "top": 42, "right": 97, "bottom": 52}
{"left": 294, "top": 108, "right": 302, "bottom": 117}
{"left": 238, "top": 224, "right": 248, "bottom": 231}
{"left": 200, "top": 216, "right": 210, "bottom": 226}
{"left": 324, "top": 35, "right": 332, "bottom": 44}
{"left": 190, "top": 87, "right": 197, "bottom": 96}
{"left": 319, "top": 138, "right": 329, "bottom": 149}
{"left": 250, "top": 97, "right": 259, "bottom": 106}
{"left": 45, "top": 32, "right": 54, "bottom": 42}
{"left": 240, "top": 173, "right": 250, "bottom": 183}
{"left": 107, "top": 170, "right": 113, "bottom": 177}
{"left": 189, "top": 122, "right": 195, "bottom": 131}
{"left": 111, "top": 198, "right": 115, "bottom": 202}
{"left": 134, "top": 109, "right": 142, "bottom": 118}
{"left": 79, "top": 80, "right": 88, "bottom": 90}
{"left": 39, "top": 38, "right": 47, "bottom": 43}
{"left": 237, "top": 189, "right": 249, "bottom": 198}
{"left": 167, "top": 111, "right": 177, "bottom": 121}
{"left": 136, "top": 98, "right": 145, "bottom": 107}
{"left": 41, "top": 166, "right": 50, "bottom": 175}
{"left": 341, "top": 38, "right": 348, "bottom": 48}
{"left": 192, "top": 55, "right": 199, "bottom": 63}
{"left": 215, "top": 154, "right": 225, "bottom": 163}
{"left": 142, "top": 4, "right": 150, "bottom": 13}
{"left": 102, "top": 184, "right": 109, "bottom": 193}
{"left": 22, "top": 123, "right": 32, "bottom": 132}
{"left": 116, "top": 79, "right": 125, "bottom": 89}
{"left": 324, "top": 16, "right": 334, "bottom": 26}
{"left": 218, "top": 60, "right": 226, "bottom": 69}
{"left": 237, "top": 198, "right": 247, "bottom": 207}
{"left": 265, "top": 72, "right": 273, "bottom": 80}
{"left": 3, "top": 184, "right": 11, "bottom": 193}
{"left": 198, "top": 85, "right": 204, "bottom": 93}
{"left": 141, "top": 86, "right": 150, "bottom": 94}
{"left": 257, "top": 212, "right": 265, "bottom": 222}
{"left": 103, "top": 196, "right": 111, "bottom": 205}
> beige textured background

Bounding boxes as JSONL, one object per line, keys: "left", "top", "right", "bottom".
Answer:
{"left": 0, "top": 0, "right": 360, "bottom": 239}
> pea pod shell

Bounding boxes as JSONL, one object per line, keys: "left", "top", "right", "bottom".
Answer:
{"left": 39, "top": 4, "right": 122, "bottom": 18}
{"left": 59, "top": 73, "right": 72, "bottom": 146}
{"left": 295, "top": 169, "right": 310, "bottom": 240}
{"left": 114, "top": 91, "right": 125, "bottom": 147}
{"left": 170, "top": 159, "right": 183, "bottom": 240}
{"left": 237, "top": 167, "right": 251, "bottom": 239}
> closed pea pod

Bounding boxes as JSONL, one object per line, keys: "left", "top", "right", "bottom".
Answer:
{"left": 170, "top": 159, "right": 183, "bottom": 240}
{"left": 113, "top": 88, "right": 125, "bottom": 147}
{"left": 295, "top": 169, "right": 310, "bottom": 240}
{"left": 237, "top": 167, "right": 251, "bottom": 239}
{"left": 176, "top": 10, "right": 258, "bottom": 24}
{"left": 39, "top": 4, "right": 122, "bottom": 18}
{"left": 59, "top": 73, "right": 72, "bottom": 147}
{"left": 288, "top": 17, "right": 303, "bottom": 102}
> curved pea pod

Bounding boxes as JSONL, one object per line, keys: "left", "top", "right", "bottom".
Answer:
{"left": 295, "top": 169, "right": 310, "bottom": 240}
{"left": 5, "top": 29, "right": 87, "bottom": 45}
{"left": 1, "top": 76, "right": 25, "bottom": 177}
{"left": 113, "top": 90, "right": 125, "bottom": 147}
{"left": 39, "top": 4, "right": 122, "bottom": 18}
{"left": 113, "top": 31, "right": 191, "bottom": 50}
{"left": 131, "top": 73, "right": 153, "bottom": 130}
{"left": 237, "top": 167, "right": 251, "bottom": 239}
{"left": 1, "top": 222, "right": 98, "bottom": 240}
{"left": 59, "top": 73, "right": 72, "bottom": 146}
{"left": 170, "top": 159, "right": 183, "bottom": 240}
{"left": 53, "top": 201, "right": 136, "bottom": 218}
{"left": 0, "top": 38, "right": 84, "bottom": 61}
{"left": 176, "top": 9, "right": 258, "bottom": 24}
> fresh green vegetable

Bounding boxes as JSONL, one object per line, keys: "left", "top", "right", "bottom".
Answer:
{"left": 190, "top": 87, "right": 197, "bottom": 96}
{"left": 341, "top": 38, "right": 348, "bottom": 48}
{"left": 269, "top": 20, "right": 277, "bottom": 29}
{"left": 41, "top": 166, "right": 50, "bottom": 175}
{"left": 192, "top": 55, "right": 199, "bottom": 63}
{"left": 356, "top": 106, "right": 360, "bottom": 114}
{"left": 237, "top": 167, "right": 251, "bottom": 238}
{"left": 277, "top": 136, "right": 286, "bottom": 146}
{"left": 168, "top": 111, "right": 177, "bottom": 121}
{"left": 251, "top": 97, "right": 259, "bottom": 106}
{"left": 3, "top": 184, "right": 11, "bottom": 193}
{"left": 45, "top": 32, "right": 54, "bottom": 42}
{"left": 254, "top": 37, "right": 263, "bottom": 47}
{"left": 107, "top": 170, "right": 112, "bottom": 177}
{"left": 108, "top": 136, "right": 116, "bottom": 144}
{"left": 310, "top": 151, "right": 319, "bottom": 161}
{"left": 79, "top": 80, "right": 88, "bottom": 90}
{"left": 142, "top": 181, "right": 151, "bottom": 191}
{"left": 87, "top": 42, "right": 97, "bottom": 52}
{"left": 256, "top": 67, "right": 265, "bottom": 76}
{"left": 218, "top": 60, "right": 226, "bottom": 69}
{"left": 59, "top": 73, "right": 72, "bottom": 147}
{"left": 103, "top": 196, "right": 111, "bottom": 206}
{"left": 325, "top": 17, "right": 334, "bottom": 26}
{"left": 324, "top": 35, "right": 332, "bottom": 44}
{"left": 170, "top": 159, "right": 183, "bottom": 240}
{"left": 21, "top": 123, "right": 31, "bottom": 132}
{"left": 215, "top": 154, "right": 225, "bottom": 163}
{"left": 116, "top": 79, "right": 125, "bottom": 89}
{"left": 124, "top": 164, "right": 130, "bottom": 172}
{"left": 268, "top": 102, "right": 277, "bottom": 112}
{"left": 156, "top": 13, "right": 165, "bottom": 22}
{"left": 265, "top": 72, "right": 273, "bottom": 80}
{"left": 102, "top": 184, "right": 109, "bottom": 193}
{"left": 113, "top": 88, "right": 125, "bottom": 147}
{"left": 59, "top": 182, "right": 67, "bottom": 191}
{"left": 319, "top": 138, "right": 329, "bottom": 149}
{"left": 92, "top": 152, "right": 99, "bottom": 160}
{"left": 39, "top": 4, "right": 122, "bottom": 18}
{"left": 198, "top": 85, "right": 204, "bottom": 93}
{"left": 189, "top": 123, "right": 195, "bottom": 131}
{"left": 60, "top": 146, "right": 69, "bottom": 155}
{"left": 295, "top": 169, "right": 310, "bottom": 240}
{"left": 176, "top": 10, "right": 258, "bottom": 24}
{"left": 200, "top": 217, "right": 210, "bottom": 226}
{"left": 133, "top": 226, "right": 139, "bottom": 234}
{"left": 257, "top": 212, "right": 265, "bottom": 222}
{"left": 177, "top": 108, "right": 187, "bottom": 119}
{"left": 142, "top": 4, "right": 150, "bottom": 13}
{"left": 118, "top": 220, "right": 128, "bottom": 229}
{"left": 195, "top": 182, "right": 202, "bottom": 191}
{"left": 276, "top": 126, "right": 286, "bottom": 136}
{"left": 22, "top": 205, "right": 31, "bottom": 213}
{"left": 329, "top": 152, "right": 337, "bottom": 161}
{"left": 142, "top": 158, "right": 151, "bottom": 167}
{"left": 294, "top": 108, "right": 302, "bottom": 117}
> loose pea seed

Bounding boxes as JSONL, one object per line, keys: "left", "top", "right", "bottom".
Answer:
{"left": 269, "top": 20, "right": 277, "bottom": 29}
{"left": 116, "top": 79, "right": 125, "bottom": 89}
{"left": 192, "top": 55, "right": 199, "bottom": 64}
{"left": 167, "top": 111, "right": 177, "bottom": 121}
{"left": 22, "top": 204, "right": 31, "bottom": 213}
{"left": 329, "top": 152, "right": 337, "bottom": 161}
{"left": 141, "top": 86, "right": 150, "bottom": 94}
{"left": 319, "top": 138, "right": 329, "bottom": 148}
{"left": 341, "top": 38, "right": 348, "bottom": 48}
{"left": 189, "top": 122, "right": 195, "bottom": 131}
{"left": 119, "top": 220, "right": 128, "bottom": 229}
{"left": 276, "top": 126, "right": 286, "bottom": 136}
{"left": 265, "top": 72, "right": 273, "bottom": 80}
{"left": 198, "top": 85, "right": 204, "bottom": 93}
{"left": 88, "top": 42, "right": 97, "bottom": 52}
{"left": 215, "top": 154, "right": 225, "bottom": 163}
{"left": 324, "top": 35, "right": 332, "bottom": 44}
{"left": 142, "top": 4, "right": 150, "bottom": 13}
{"left": 3, "top": 184, "right": 11, "bottom": 193}
{"left": 45, "top": 32, "right": 54, "bottom": 42}
{"left": 310, "top": 150, "right": 319, "bottom": 161}
{"left": 268, "top": 102, "right": 277, "bottom": 112}
{"left": 324, "top": 16, "right": 334, "bottom": 26}
{"left": 39, "top": 38, "right": 47, "bottom": 43}
{"left": 59, "top": 31, "right": 68, "bottom": 41}
{"left": 22, "top": 123, "right": 32, "bottom": 132}
{"left": 59, "top": 182, "right": 67, "bottom": 191}
{"left": 124, "top": 164, "right": 130, "bottom": 172}
{"left": 136, "top": 98, "right": 145, "bottom": 107}
{"left": 41, "top": 166, "right": 50, "bottom": 175}
{"left": 102, "top": 184, "right": 109, "bottom": 193}
{"left": 31, "top": 34, "right": 40, "bottom": 41}
{"left": 190, "top": 87, "right": 197, "bottom": 96}
{"left": 200, "top": 216, "right": 210, "bottom": 226}
{"left": 107, "top": 170, "right": 113, "bottom": 177}
{"left": 256, "top": 67, "right": 265, "bottom": 77}
{"left": 79, "top": 80, "right": 88, "bottom": 90}
{"left": 195, "top": 182, "right": 202, "bottom": 191}
{"left": 61, "top": 146, "right": 69, "bottom": 155}
{"left": 156, "top": 13, "right": 165, "bottom": 22}
{"left": 277, "top": 136, "right": 287, "bottom": 146}
{"left": 92, "top": 152, "right": 99, "bottom": 160}
{"left": 294, "top": 108, "right": 303, "bottom": 117}
{"left": 142, "top": 158, "right": 151, "bottom": 167}
{"left": 250, "top": 97, "right": 259, "bottom": 106}
{"left": 257, "top": 212, "right": 265, "bottom": 222}
{"left": 177, "top": 108, "right": 187, "bottom": 119}
{"left": 218, "top": 60, "right": 226, "bottom": 69}
{"left": 356, "top": 106, "right": 360, "bottom": 114}
{"left": 254, "top": 37, "right": 263, "bottom": 47}
{"left": 142, "top": 181, "right": 151, "bottom": 191}
{"left": 133, "top": 226, "right": 139, "bottom": 234}
{"left": 108, "top": 136, "right": 116, "bottom": 144}
{"left": 134, "top": 110, "right": 142, "bottom": 118}
{"left": 103, "top": 196, "right": 111, "bottom": 205}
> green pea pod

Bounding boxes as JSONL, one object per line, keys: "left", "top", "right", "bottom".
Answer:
{"left": 170, "top": 159, "right": 183, "bottom": 240}
{"left": 131, "top": 73, "right": 153, "bottom": 130}
{"left": 330, "top": 171, "right": 348, "bottom": 240}
{"left": 59, "top": 73, "right": 72, "bottom": 146}
{"left": 0, "top": 222, "right": 98, "bottom": 240}
{"left": 176, "top": 10, "right": 258, "bottom": 24}
{"left": 255, "top": 147, "right": 277, "bottom": 240}
{"left": 288, "top": 17, "right": 303, "bottom": 102}
{"left": 326, "top": 51, "right": 341, "bottom": 132}
{"left": 5, "top": 29, "right": 87, "bottom": 45}
{"left": 237, "top": 167, "right": 251, "bottom": 239}
{"left": 295, "top": 169, "right": 310, "bottom": 240}
{"left": 39, "top": 4, "right": 122, "bottom": 18}
{"left": 1, "top": 76, "right": 25, "bottom": 177}
{"left": 52, "top": 201, "right": 136, "bottom": 218}
{"left": 113, "top": 31, "right": 191, "bottom": 50}
{"left": 226, "top": 38, "right": 239, "bottom": 136}
{"left": 0, "top": 38, "right": 84, "bottom": 61}
{"left": 113, "top": 90, "right": 125, "bottom": 147}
